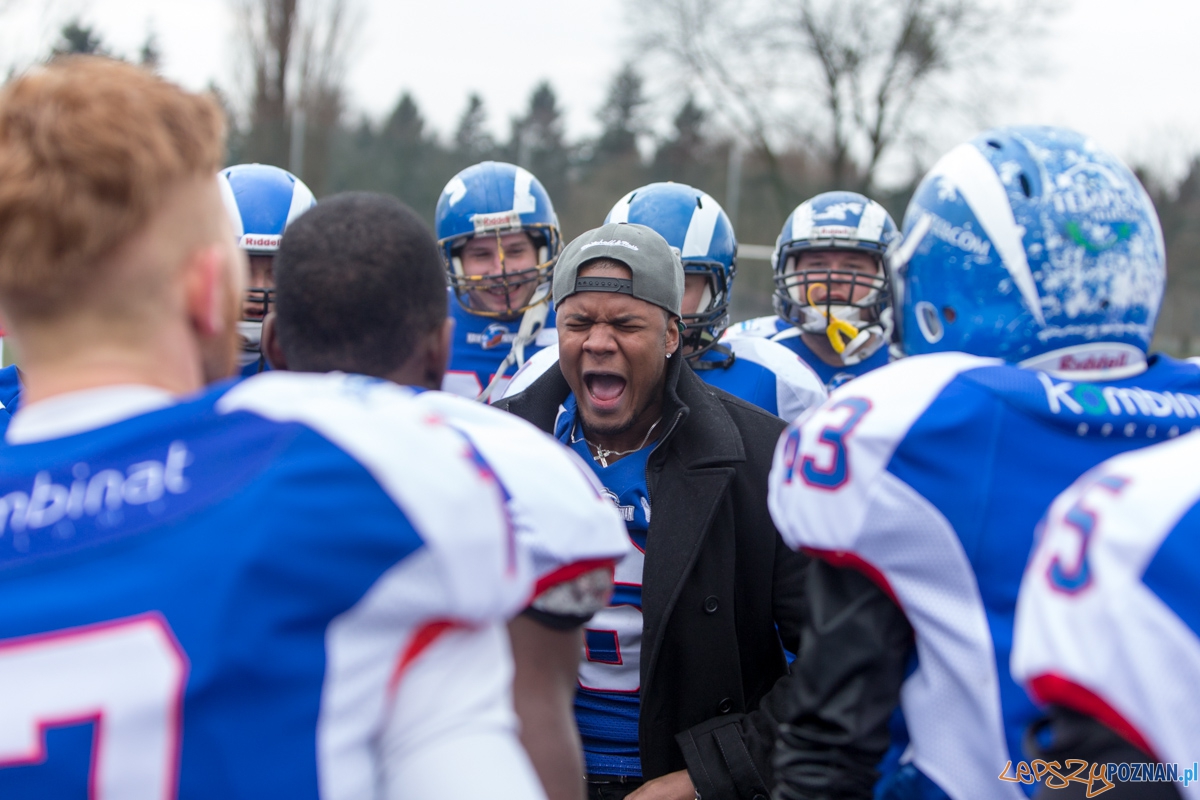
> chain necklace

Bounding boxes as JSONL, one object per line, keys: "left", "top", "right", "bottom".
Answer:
{"left": 572, "top": 417, "right": 662, "bottom": 468}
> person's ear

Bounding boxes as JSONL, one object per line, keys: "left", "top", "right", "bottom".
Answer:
{"left": 665, "top": 314, "right": 682, "bottom": 355}
{"left": 425, "top": 317, "right": 454, "bottom": 389}
{"left": 183, "top": 244, "right": 227, "bottom": 337}
{"left": 262, "top": 312, "right": 288, "bottom": 371}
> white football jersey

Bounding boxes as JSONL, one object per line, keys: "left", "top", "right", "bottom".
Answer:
{"left": 409, "top": 389, "right": 630, "bottom": 613}
{"left": 1012, "top": 431, "right": 1200, "bottom": 796}
{"left": 767, "top": 349, "right": 1200, "bottom": 800}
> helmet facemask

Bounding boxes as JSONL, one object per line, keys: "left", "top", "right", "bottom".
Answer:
{"left": 445, "top": 224, "right": 559, "bottom": 319}
{"left": 773, "top": 250, "right": 891, "bottom": 365}
{"left": 238, "top": 286, "right": 274, "bottom": 369}
{"left": 681, "top": 261, "right": 734, "bottom": 358}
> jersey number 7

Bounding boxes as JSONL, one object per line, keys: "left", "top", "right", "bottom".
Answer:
{"left": 0, "top": 613, "right": 188, "bottom": 799}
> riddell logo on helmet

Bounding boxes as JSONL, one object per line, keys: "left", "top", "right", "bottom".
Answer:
{"left": 240, "top": 234, "right": 282, "bottom": 250}
{"left": 1059, "top": 352, "right": 1129, "bottom": 372}
{"left": 471, "top": 210, "right": 523, "bottom": 234}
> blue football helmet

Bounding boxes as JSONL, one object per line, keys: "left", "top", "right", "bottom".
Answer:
{"left": 218, "top": 164, "right": 316, "bottom": 369}
{"left": 606, "top": 182, "right": 737, "bottom": 357}
{"left": 435, "top": 161, "right": 561, "bottom": 318}
{"left": 773, "top": 191, "right": 898, "bottom": 365}
{"left": 889, "top": 126, "right": 1165, "bottom": 362}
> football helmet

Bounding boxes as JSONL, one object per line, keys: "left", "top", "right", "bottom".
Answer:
{"left": 218, "top": 164, "right": 316, "bottom": 369}
{"left": 435, "top": 161, "right": 561, "bottom": 319}
{"left": 772, "top": 191, "right": 898, "bottom": 365}
{"left": 606, "top": 182, "right": 737, "bottom": 358}
{"left": 889, "top": 125, "right": 1165, "bottom": 362}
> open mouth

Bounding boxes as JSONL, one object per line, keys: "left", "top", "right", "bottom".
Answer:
{"left": 584, "top": 372, "right": 627, "bottom": 409}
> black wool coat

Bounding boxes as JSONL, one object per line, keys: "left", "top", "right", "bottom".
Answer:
{"left": 495, "top": 354, "right": 810, "bottom": 800}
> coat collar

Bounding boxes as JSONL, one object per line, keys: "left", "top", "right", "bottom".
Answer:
{"left": 499, "top": 349, "right": 746, "bottom": 469}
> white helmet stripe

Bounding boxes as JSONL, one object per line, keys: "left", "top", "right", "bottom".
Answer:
{"left": 856, "top": 200, "right": 888, "bottom": 242}
{"left": 443, "top": 176, "right": 468, "bottom": 207}
{"left": 607, "top": 189, "right": 636, "bottom": 224}
{"left": 217, "top": 172, "right": 244, "bottom": 239}
{"left": 789, "top": 201, "right": 815, "bottom": 242}
{"left": 929, "top": 143, "right": 1045, "bottom": 325}
{"left": 681, "top": 193, "right": 722, "bottom": 258}
{"left": 513, "top": 167, "right": 537, "bottom": 214}
{"left": 286, "top": 178, "right": 316, "bottom": 226}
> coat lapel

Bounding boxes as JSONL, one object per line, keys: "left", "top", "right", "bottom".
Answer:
{"left": 639, "top": 366, "right": 745, "bottom": 692}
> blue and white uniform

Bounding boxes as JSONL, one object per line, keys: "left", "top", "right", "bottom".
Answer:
{"left": 436, "top": 162, "right": 562, "bottom": 403}
{"left": 502, "top": 337, "right": 826, "bottom": 423}
{"left": 442, "top": 298, "right": 558, "bottom": 401}
{"left": 1013, "top": 432, "right": 1200, "bottom": 796}
{"left": 552, "top": 394, "right": 652, "bottom": 777}
{"left": 0, "top": 364, "right": 21, "bottom": 434}
{"left": 0, "top": 372, "right": 542, "bottom": 800}
{"left": 768, "top": 350, "right": 1200, "bottom": 799}
{"left": 725, "top": 315, "right": 889, "bottom": 391}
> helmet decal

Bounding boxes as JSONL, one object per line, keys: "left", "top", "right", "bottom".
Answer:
{"left": 443, "top": 176, "right": 468, "bottom": 207}
{"left": 892, "top": 125, "right": 1165, "bottom": 362}
{"left": 925, "top": 142, "right": 1043, "bottom": 325}
{"left": 680, "top": 195, "right": 722, "bottom": 260}
{"left": 513, "top": 167, "right": 537, "bottom": 214}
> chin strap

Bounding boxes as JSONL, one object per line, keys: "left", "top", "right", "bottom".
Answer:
{"left": 476, "top": 298, "right": 551, "bottom": 403}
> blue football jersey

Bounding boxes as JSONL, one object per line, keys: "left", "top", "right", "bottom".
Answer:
{"left": 555, "top": 394, "right": 651, "bottom": 778}
{"left": 0, "top": 373, "right": 532, "bottom": 799}
{"left": 692, "top": 337, "right": 827, "bottom": 422}
{"left": 725, "top": 315, "right": 889, "bottom": 390}
{"left": 1014, "top": 432, "right": 1200, "bottom": 784}
{"left": 442, "top": 295, "right": 557, "bottom": 400}
{"left": 0, "top": 364, "right": 21, "bottom": 434}
{"left": 769, "top": 351, "right": 1200, "bottom": 800}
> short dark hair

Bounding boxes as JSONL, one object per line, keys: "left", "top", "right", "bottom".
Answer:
{"left": 273, "top": 192, "right": 447, "bottom": 376}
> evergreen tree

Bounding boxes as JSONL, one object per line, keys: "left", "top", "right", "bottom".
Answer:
{"left": 52, "top": 19, "right": 108, "bottom": 58}
{"left": 509, "top": 82, "right": 568, "bottom": 201}
{"left": 594, "top": 63, "right": 647, "bottom": 162}
{"left": 653, "top": 95, "right": 707, "bottom": 179}
{"left": 453, "top": 93, "right": 494, "bottom": 161}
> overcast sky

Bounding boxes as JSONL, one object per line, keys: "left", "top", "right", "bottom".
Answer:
{"left": 4, "top": 0, "right": 1200, "bottom": 181}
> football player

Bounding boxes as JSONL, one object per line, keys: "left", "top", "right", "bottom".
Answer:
{"left": 766, "top": 126, "right": 1200, "bottom": 800}
{"left": 435, "top": 161, "right": 561, "bottom": 402}
{"left": 723, "top": 191, "right": 896, "bottom": 390}
{"left": 0, "top": 57, "right": 544, "bottom": 800}
{"left": 1012, "top": 440, "right": 1193, "bottom": 800}
{"left": 503, "top": 182, "right": 827, "bottom": 421}
{"left": 259, "top": 190, "right": 631, "bottom": 800}
{"left": 218, "top": 162, "right": 316, "bottom": 376}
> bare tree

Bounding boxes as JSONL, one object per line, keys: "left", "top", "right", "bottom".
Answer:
{"left": 638, "top": 0, "right": 1058, "bottom": 207}
{"left": 233, "top": 0, "right": 359, "bottom": 193}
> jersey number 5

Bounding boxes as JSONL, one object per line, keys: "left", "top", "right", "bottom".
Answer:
{"left": 783, "top": 397, "right": 872, "bottom": 490}
{"left": 1046, "top": 474, "right": 1130, "bottom": 595}
{"left": 0, "top": 613, "right": 188, "bottom": 799}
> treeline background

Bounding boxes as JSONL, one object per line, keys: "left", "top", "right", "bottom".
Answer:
{"left": 42, "top": 5, "right": 1200, "bottom": 354}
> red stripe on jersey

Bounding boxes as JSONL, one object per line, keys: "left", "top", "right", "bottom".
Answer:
{"left": 802, "top": 547, "right": 902, "bottom": 608}
{"left": 1028, "top": 672, "right": 1157, "bottom": 759}
{"left": 389, "top": 619, "right": 462, "bottom": 693}
{"left": 533, "top": 558, "right": 617, "bottom": 598}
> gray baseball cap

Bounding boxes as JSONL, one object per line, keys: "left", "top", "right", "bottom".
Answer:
{"left": 552, "top": 222, "right": 683, "bottom": 317}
